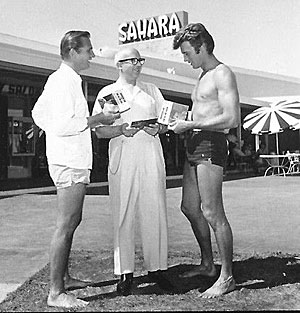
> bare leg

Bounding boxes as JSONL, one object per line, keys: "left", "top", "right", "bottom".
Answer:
{"left": 47, "top": 183, "right": 89, "bottom": 308}
{"left": 64, "top": 266, "right": 91, "bottom": 290}
{"left": 180, "top": 161, "right": 217, "bottom": 278}
{"left": 196, "top": 162, "right": 235, "bottom": 298}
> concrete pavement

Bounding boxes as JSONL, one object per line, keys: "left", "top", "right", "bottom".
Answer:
{"left": 1, "top": 176, "right": 300, "bottom": 303}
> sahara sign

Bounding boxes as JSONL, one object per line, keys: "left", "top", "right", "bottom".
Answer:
{"left": 118, "top": 11, "right": 188, "bottom": 45}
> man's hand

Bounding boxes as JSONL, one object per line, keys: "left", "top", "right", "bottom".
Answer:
{"left": 121, "top": 123, "right": 140, "bottom": 137}
{"left": 102, "top": 100, "right": 119, "bottom": 114}
{"left": 143, "top": 123, "right": 159, "bottom": 136}
{"left": 100, "top": 111, "right": 121, "bottom": 125}
{"left": 87, "top": 109, "right": 120, "bottom": 128}
{"left": 100, "top": 100, "right": 121, "bottom": 125}
{"left": 168, "top": 119, "right": 191, "bottom": 134}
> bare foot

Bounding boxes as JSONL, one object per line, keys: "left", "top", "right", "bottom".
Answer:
{"left": 47, "top": 293, "right": 89, "bottom": 308}
{"left": 65, "top": 277, "right": 92, "bottom": 290}
{"left": 179, "top": 264, "right": 217, "bottom": 278}
{"left": 199, "top": 276, "right": 236, "bottom": 298}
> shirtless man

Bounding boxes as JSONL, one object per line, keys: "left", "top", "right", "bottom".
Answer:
{"left": 170, "top": 23, "right": 240, "bottom": 298}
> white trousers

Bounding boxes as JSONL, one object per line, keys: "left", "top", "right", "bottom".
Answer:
{"left": 108, "top": 133, "right": 168, "bottom": 275}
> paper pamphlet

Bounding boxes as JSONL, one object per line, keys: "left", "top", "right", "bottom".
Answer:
{"left": 103, "top": 91, "right": 130, "bottom": 113}
{"left": 157, "top": 101, "right": 189, "bottom": 125}
{"left": 131, "top": 118, "right": 158, "bottom": 129}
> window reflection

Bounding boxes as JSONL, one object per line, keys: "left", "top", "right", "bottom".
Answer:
{"left": 9, "top": 117, "right": 35, "bottom": 156}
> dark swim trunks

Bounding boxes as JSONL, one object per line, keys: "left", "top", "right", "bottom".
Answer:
{"left": 186, "top": 130, "right": 227, "bottom": 168}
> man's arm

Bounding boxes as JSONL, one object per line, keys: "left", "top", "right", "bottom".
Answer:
{"left": 32, "top": 76, "right": 120, "bottom": 135}
{"left": 87, "top": 111, "right": 120, "bottom": 129}
{"left": 94, "top": 125, "right": 123, "bottom": 139}
{"left": 94, "top": 123, "right": 139, "bottom": 139}
{"left": 214, "top": 66, "right": 240, "bottom": 129}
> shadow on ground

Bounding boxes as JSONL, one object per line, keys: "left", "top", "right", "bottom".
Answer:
{"left": 1, "top": 249, "right": 300, "bottom": 312}
{"left": 89, "top": 252, "right": 300, "bottom": 297}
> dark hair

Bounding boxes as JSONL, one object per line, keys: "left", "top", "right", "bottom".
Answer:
{"left": 173, "top": 23, "right": 214, "bottom": 54}
{"left": 60, "top": 30, "right": 91, "bottom": 60}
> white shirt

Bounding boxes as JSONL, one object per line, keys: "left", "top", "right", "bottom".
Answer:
{"left": 32, "top": 63, "right": 92, "bottom": 169}
{"left": 92, "top": 79, "right": 165, "bottom": 174}
{"left": 92, "top": 79, "right": 164, "bottom": 126}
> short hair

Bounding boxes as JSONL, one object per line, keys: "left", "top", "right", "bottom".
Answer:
{"left": 173, "top": 23, "right": 214, "bottom": 54}
{"left": 60, "top": 30, "right": 91, "bottom": 60}
{"left": 113, "top": 47, "right": 140, "bottom": 66}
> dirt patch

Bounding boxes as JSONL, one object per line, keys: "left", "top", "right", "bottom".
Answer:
{"left": 1, "top": 249, "right": 300, "bottom": 311}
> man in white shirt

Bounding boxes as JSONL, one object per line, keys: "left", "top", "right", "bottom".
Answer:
{"left": 92, "top": 47, "right": 174, "bottom": 296}
{"left": 32, "top": 30, "right": 120, "bottom": 309}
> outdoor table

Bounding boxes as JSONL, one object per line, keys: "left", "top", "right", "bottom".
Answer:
{"left": 260, "top": 154, "right": 289, "bottom": 177}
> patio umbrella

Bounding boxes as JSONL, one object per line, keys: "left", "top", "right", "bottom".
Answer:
{"left": 243, "top": 99, "right": 300, "bottom": 154}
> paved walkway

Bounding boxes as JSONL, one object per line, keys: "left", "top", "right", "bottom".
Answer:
{"left": 1, "top": 176, "right": 299, "bottom": 303}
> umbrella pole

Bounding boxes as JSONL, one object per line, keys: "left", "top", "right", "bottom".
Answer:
{"left": 255, "top": 135, "right": 259, "bottom": 151}
{"left": 276, "top": 133, "right": 279, "bottom": 154}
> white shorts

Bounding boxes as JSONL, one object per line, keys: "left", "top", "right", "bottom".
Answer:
{"left": 48, "top": 164, "right": 90, "bottom": 189}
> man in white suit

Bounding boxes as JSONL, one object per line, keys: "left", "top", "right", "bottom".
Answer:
{"left": 92, "top": 47, "right": 174, "bottom": 295}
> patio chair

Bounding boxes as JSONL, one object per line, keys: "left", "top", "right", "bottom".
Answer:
{"left": 286, "top": 153, "right": 300, "bottom": 175}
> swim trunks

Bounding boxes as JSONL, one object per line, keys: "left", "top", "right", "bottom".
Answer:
{"left": 186, "top": 130, "right": 227, "bottom": 168}
{"left": 48, "top": 164, "right": 90, "bottom": 189}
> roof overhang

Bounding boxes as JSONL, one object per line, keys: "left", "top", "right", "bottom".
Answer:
{"left": 1, "top": 32, "right": 299, "bottom": 108}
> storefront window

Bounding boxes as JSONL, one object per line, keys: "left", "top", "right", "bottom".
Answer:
{"left": 0, "top": 69, "right": 47, "bottom": 180}
{"left": 9, "top": 117, "right": 35, "bottom": 156}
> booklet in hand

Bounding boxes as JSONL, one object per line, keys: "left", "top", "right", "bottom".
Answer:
{"left": 131, "top": 118, "right": 158, "bottom": 129}
{"left": 102, "top": 91, "right": 130, "bottom": 113}
{"left": 158, "top": 100, "right": 189, "bottom": 127}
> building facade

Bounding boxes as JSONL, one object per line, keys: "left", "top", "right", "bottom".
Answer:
{"left": 0, "top": 32, "right": 300, "bottom": 185}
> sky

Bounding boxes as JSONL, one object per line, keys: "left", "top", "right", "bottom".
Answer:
{"left": 0, "top": 0, "right": 300, "bottom": 78}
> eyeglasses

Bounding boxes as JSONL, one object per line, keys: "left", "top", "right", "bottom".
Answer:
{"left": 118, "top": 57, "right": 145, "bottom": 65}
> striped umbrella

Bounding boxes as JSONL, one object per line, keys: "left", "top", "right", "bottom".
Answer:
{"left": 243, "top": 99, "right": 300, "bottom": 154}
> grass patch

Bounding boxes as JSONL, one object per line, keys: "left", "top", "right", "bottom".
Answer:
{"left": 1, "top": 249, "right": 300, "bottom": 311}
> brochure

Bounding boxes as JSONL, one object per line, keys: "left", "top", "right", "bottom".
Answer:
{"left": 131, "top": 118, "right": 158, "bottom": 129}
{"left": 103, "top": 91, "right": 130, "bottom": 113}
{"left": 157, "top": 101, "right": 189, "bottom": 125}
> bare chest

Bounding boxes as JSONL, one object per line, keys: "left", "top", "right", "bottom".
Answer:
{"left": 191, "top": 69, "right": 225, "bottom": 119}
{"left": 191, "top": 72, "right": 218, "bottom": 103}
